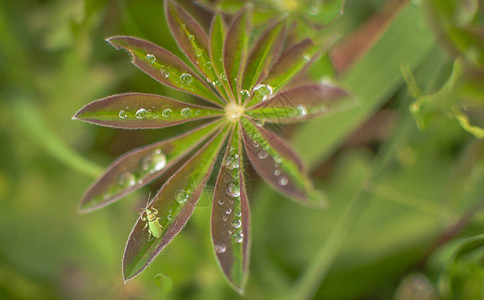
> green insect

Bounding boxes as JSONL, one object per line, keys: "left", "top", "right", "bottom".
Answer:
{"left": 140, "top": 202, "right": 163, "bottom": 241}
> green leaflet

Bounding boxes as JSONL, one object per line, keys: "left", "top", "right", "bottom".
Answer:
{"left": 211, "top": 124, "right": 250, "bottom": 293}
{"left": 107, "top": 36, "right": 224, "bottom": 106}
{"left": 241, "top": 118, "right": 325, "bottom": 208}
{"left": 74, "top": 93, "right": 222, "bottom": 129}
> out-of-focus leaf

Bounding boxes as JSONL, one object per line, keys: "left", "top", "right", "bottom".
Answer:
{"left": 211, "top": 124, "right": 250, "bottom": 293}
{"left": 245, "top": 38, "right": 319, "bottom": 107}
{"left": 123, "top": 126, "right": 229, "bottom": 281}
{"left": 154, "top": 273, "right": 173, "bottom": 295}
{"left": 73, "top": 93, "right": 222, "bottom": 129}
{"left": 224, "top": 8, "right": 249, "bottom": 97}
{"left": 241, "top": 119, "right": 326, "bottom": 208}
{"left": 107, "top": 36, "right": 223, "bottom": 105}
{"left": 246, "top": 82, "right": 352, "bottom": 122}
{"left": 209, "top": 14, "right": 232, "bottom": 99}
{"left": 165, "top": 0, "right": 222, "bottom": 94}
{"left": 242, "top": 19, "right": 285, "bottom": 92}
{"left": 79, "top": 120, "right": 223, "bottom": 212}
{"left": 393, "top": 273, "right": 436, "bottom": 300}
{"left": 438, "top": 235, "right": 484, "bottom": 299}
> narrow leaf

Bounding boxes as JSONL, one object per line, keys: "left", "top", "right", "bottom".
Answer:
{"left": 224, "top": 8, "right": 250, "bottom": 98}
{"left": 107, "top": 36, "right": 223, "bottom": 106}
{"left": 123, "top": 126, "right": 229, "bottom": 281}
{"left": 209, "top": 14, "right": 232, "bottom": 99}
{"left": 246, "top": 82, "right": 352, "bottom": 123}
{"left": 211, "top": 124, "right": 250, "bottom": 293}
{"left": 165, "top": 0, "right": 223, "bottom": 94}
{"left": 73, "top": 93, "right": 222, "bottom": 129}
{"left": 245, "top": 38, "right": 319, "bottom": 107}
{"left": 241, "top": 118, "right": 326, "bottom": 208}
{"left": 241, "top": 20, "right": 285, "bottom": 92}
{"left": 79, "top": 120, "right": 224, "bottom": 213}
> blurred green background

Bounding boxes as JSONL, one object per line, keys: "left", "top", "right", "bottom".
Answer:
{"left": 1, "top": 0, "right": 484, "bottom": 299}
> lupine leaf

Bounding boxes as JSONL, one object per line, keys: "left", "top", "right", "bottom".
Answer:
{"left": 241, "top": 19, "right": 285, "bottom": 93}
{"left": 73, "top": 93, "right": 223, "bottom": 129}
{"left": 165, "top": 0, "right": 223, "bottom": 98}
{"left": 107, "top": 36, "right": 223, "bottom": 106}
{"left": 79, "top": 120, "right": 223, "bottom": 213}
{"left": 209, "top": 14, "right": 232, "bottom": 99}
{"left": 211, "top": 124, "right": 249, "bottom": 293}
{"left": 224, "top": 8, "right": 250, "bottom": 98}
{"left": 123, "top": 126, "right": 229, "bottom": 281}
{"left": 241, "top": 119, "right": 325, "bottom": 208}
{"left": 246, "top": 82, "right": 352, "bottom": 122}
{"left": 245, "top": 38, "right": 319, "bottom": 106}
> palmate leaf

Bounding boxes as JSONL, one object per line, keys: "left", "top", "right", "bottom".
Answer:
{"left": 123, "top": 125, "right": 229, "bottom": 281}
{"left": 246, "top": 82, "right": 352, "bottom": 123}
{"left": 211, "top": 124, "right": 250, "bottom": 293}
{"left": 241, "top": 118, "right": 326, "bottom": 208}
{"left": 73, "top": 93, "right": 222, "bottom": 129}
{"left": 107, "top": 36, "right": 224, "bottom": 106}
{"left": 79, "top": 120, "right": 223, "bottom": 212}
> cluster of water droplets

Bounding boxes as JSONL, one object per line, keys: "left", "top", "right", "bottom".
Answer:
{"left": 251, "top": 134, "right": 289, "bottom": 187}
{"left": 117, "top": 106, "right": 201, "bottom": 120}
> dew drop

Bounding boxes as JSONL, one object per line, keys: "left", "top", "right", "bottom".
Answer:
{"left": 188, "top": 34, "right": 195, "bottom": 41}
{"left": 233, "top": 232, "right": 244, "bottom": 243}
{"left": 141, "top": 149, "right": 167, "bottom": 173}
{"left": 118, "top": 172, "right": 136, "bottom": 187}
{"left": 226, "top": 182, "right": 240, "bottom": 198}
{"left": 222, "top": 216, "right": 227, "bottom": 222}
{"left": 274, "top": 169, "right": 282, "bottom": 176}
{"left": 181, "top": 108, "right": 192, "bottom": 118}
{"left": 253, "top": 84, "right": 274, "bottom": 101}
{"left": 220, "top": 72, "right": 227, "bottom": 81}
{"left": 273, "top": 155, "right": 283, "bottom": 164}
{"left": 257, "top": 151, "right": 268, "bottom": 160}
{"left": 278, "top": 176, "right": 288, "bottom": 186}
{"left": 225, "top": 154, "right": 239, "bottom": 170}
{"left": 180, "top": 73, "right": 192, "bottom": 85}
{"left": 212, "top": 79, "right": 222, "bottom": 87}
{"left": 167, "top": 214, "right": 173, "bottom": 221}
{"left": 160, "top": 66, "right": 170, "bottom": 78}
{"left": 297, "top": 105, "right": 308, "bottom": 117}
{"left": 175, "top": 190, "right": 189, "bottom": 204}
{"left": 225, "top": 208, "right": 232, "bottom": 215}
{"left": 146, "top": 54, "right": 156, "bottom": 63}
{"left": 119, "top": 110, "right": 127, "bottom": 119}
{"left": 240, "top": 89, "right": 250, "bottom": 100}
{"left": 235, "top": 212, "right": 241, "bottom": 217}
{"left": 232, "top": 219, "right": 242, "bottom": 229}
{"left": 205, "top": 62, "right": 212, "bottom": 70}
{"left": 135, "top": 108, "right": 148, "bottom": 119}
{"left": 195, "top": 48, "right": 202, "bottom": 57}
{"left": 162, "top": 108, "right": 172, "bottom": 118}
{"left": 217, "top": 198, "right": 224, "bottom": 205}
{"left": 303, "top": 54, "right": 311, "bottom": 61}
{"left": 215, "top": 244, "right": 226, "bottom": 254}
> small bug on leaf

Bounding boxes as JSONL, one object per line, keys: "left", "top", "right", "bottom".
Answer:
{"left": 140, "top": 197, "right": 163, "bottom": 241}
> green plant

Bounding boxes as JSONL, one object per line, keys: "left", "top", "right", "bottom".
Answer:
{"left": 73, "top": 0, "right": 349, "bottom": 293}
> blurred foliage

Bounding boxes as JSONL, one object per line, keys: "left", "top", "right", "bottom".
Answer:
{"left": 1, "top": 0, "right": 484, "bottom": 299}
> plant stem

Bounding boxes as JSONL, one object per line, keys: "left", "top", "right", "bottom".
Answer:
{"left": 12, "top": 99, "right": 103, "bottom": 179}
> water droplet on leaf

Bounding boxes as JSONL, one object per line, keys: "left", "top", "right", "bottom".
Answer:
{"left": 253, "top": 84, "right": 273, "bottom": 101}
{"left": 226, "top": 182, "right": 240, "bottom": 198}
{"left": 232, "top": 219, "right": 242, "bottom": 229}
{"left": 175, "top": 190, "right": 189, "bottom": 204}
{"left": 118, "top": 172, "right": 136, "bottom": 187}
{"left": 136, "top": 108, "right": 148, "bottom": 119}
{"left": 181, "top": 108, "right": 191, "bottom": 118}
{"left": 278, "top": 176, "right": 288, "bottom": 186}
{"left": 119, "top": 110, "right": 127, "bottom": 119}
{"left": 162, "top": 108, "right": 172, "bottom": 118}
{"left": 146, "top": 54, "right": 156, "bottom": 63}
{"left": 180, "top": 73, "right": 192, "bottom": 85}
{"left": 215, "top": 244, "right": 226, "bottom": 254}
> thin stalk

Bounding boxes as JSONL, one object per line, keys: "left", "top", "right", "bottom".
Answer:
{"left": 12, "top": 99, "right": 103, "bottom": 179}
